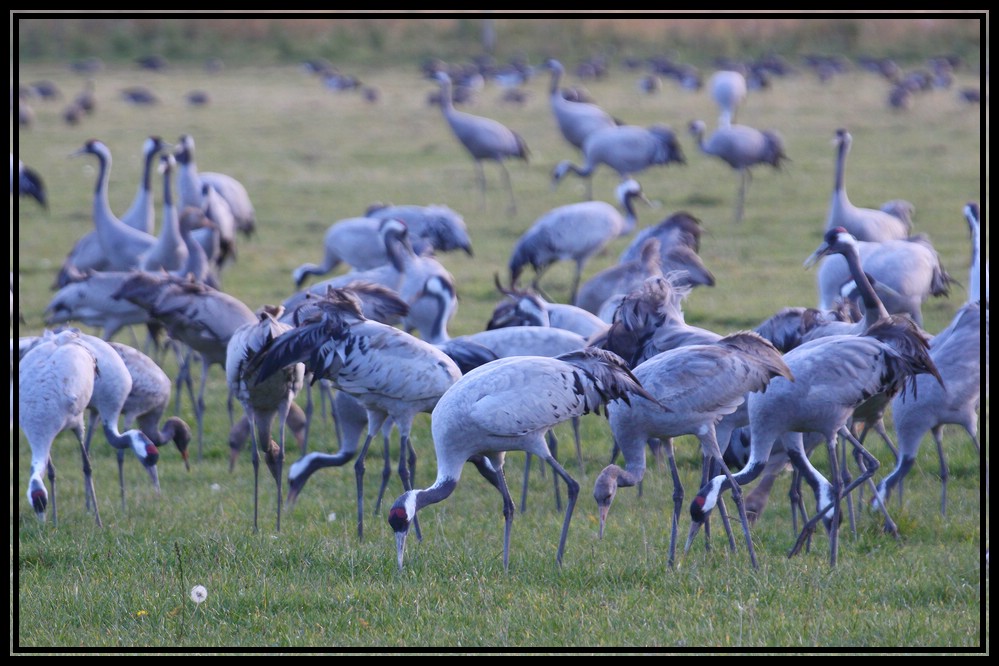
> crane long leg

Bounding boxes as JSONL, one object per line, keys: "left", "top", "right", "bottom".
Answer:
{"left": 78, "top": 431, "right": 101, "bottom": 528}
{"left": 498, "top": 160, "right": 517, "bottom": 216}
{"left": 664, "top": 438, "right": 683, "bottom": 567}
{"left": 46, "top": 458, "right": 59, "bottom": 527}
{"left": 545, "top": 454, "right": 579, "bottom": 567}
{"left": 493, "top": 462, "right": 516, "bottom": 572}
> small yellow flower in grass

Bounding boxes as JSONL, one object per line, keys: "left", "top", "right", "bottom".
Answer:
{"left": 136, "top": 610, "right": 148, "bottom": 618}
{"left": 190, "top": 584, "right": 208, "bottom": 604}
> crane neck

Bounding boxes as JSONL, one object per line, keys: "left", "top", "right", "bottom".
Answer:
{"left": 841, "top": 242, "right": 890, "bottom": 323}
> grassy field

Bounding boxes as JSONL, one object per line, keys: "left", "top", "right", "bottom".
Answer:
{"left": 13, "top": 18, "right": 986, "bottom": 652}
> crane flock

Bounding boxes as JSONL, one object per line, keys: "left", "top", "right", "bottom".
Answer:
{"left": 15, "top": 48, "right": 981, "bottom": 580}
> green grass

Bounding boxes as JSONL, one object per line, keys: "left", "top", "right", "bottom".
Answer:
{"left": 13, "top": 36, "right": 986, "bottom": 652}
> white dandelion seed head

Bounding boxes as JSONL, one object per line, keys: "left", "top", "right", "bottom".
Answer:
{"left": 327, "top": 512, "right": 337, "bottom": 522}
{"left": 190, "top": 584, "right": 207, "bottom": 604}
{"left": 210, "top": 483, "right": 222, "bottom": 492}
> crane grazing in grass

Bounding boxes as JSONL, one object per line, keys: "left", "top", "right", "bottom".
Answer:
{"left": 388, "top": 347, "right": 660, "bottom": 571}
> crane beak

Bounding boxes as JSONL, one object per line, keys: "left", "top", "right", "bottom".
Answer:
{"left": 597, "top": 504, "right": 611, "bottom": 539}
{"left": 145, "top": 464, "right": 161, "bottom": 497}
{"left": 803, "top": 244, "right": 830, "bottom": 269}
{"left": 684, "top": 520, "right": 703, "bottom": 555}
{"left": 395, "top": 530, "right": 409, "bottom": 570}
{"left": 180, "top": 447, "right": 191, "bottom": 472}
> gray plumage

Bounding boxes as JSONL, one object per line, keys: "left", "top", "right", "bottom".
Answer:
{"left": 285, "top": 218, "right": 455, "bottom": 339}
{"left": 690, "top": 315, "right": 943, "bottom": 567}
{"left": 964, "top": 201, "right": 984, "bottom": 305}
{"left": 814, "top": 230, "right": 952, "bottom": 326}
{"left": 293, "top": 216, "right": 411, "bottom": 288}
{"left": 508, "top": 179, "right": 647, "bottom": 305}
{"left": 575, "top": 237, "right": 664, "bottom": 318}
{"left": 111, "top": 271, "right": 257, "bottom": 461}
{"left": 433, "top": 70, "right": 530, "bottom": 215}
{"left": 226, "top": 305, "right": 306, "bottom": 532}
{"left": 19, "top": 330, "right": 100, "bottom": 525}
{"left": 137, "top": 153, "right": 188, "bottom": 273}
{"left": 552, "top": 123, "right": 685, "bottom": 189}
{"left": 709, "top": 69, "right": 748, "bottom": 126}
{"left": 543, "top": 58, "right": 620, "bottom": 200}
{"left": 13, "top": 154, "right": 47, "bottom": 209}
{"left": 487, "top": 282, "right": 609, "bottom": 340}
{"left": 875, "top": 301, "right": 984, "bottom": 516}
{"left": 70, "top": 139, "right": 160, "bottom": 272}
{"left": 110, "top": 341, "right": 192, "bottom": 472}
{"left": 364, "top": 203, "right": 473, "bottom": 258}
{"left": 618, "top": 209, "right": 703, "bottom": 263}
{"left": 174, "top": 134, "right": 256, "bottom": 236}
{"left": 252, "top": 291, "right": 462, "bottom": 541}
{"left": 598, "top": 331, "right": 792, "bottom": 567}
{"left": 45, "top": 270, "right": 155, "bottom": 341}
{"left": 388, "top": 346, "right": 659, "bottom": 571}
{"left": 826, "top": 128, "right": 912, "bottom": 243}
{"left": 55, "top": 137, "right": 168, "bottom": 288}
{"left": 688, "top": 119, "right": 787, "bottom": 223}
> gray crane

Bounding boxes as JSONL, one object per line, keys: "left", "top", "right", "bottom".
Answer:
{"left": 486, "top": 281, "right": 609, "bottom": 340}
{"left": 13, "top": 154, "right": 47, "bottom": 209}
{"left": 575, "top": 237, "right": 663, "bottom": 318}
{"left": 137, "top": 153, "right": 189, "bottom": 273}
{"left": 826, "top": 128, "right": 912, "bottom": 243}
{"left": 875, "top": 300, "right": 984, "bottom": 516}
{"left": 55, "top": 137, "right": 168, "bottom": 287}
{"left": 597, "top": 331, "right": 792, "bottom": 568}
{"left": 552, "top": 123, "right": 685, "bottom": 195}
{"left": 388, "top": 347, "right": 659, "bottom": 571}
{"left": 964, "top": 201, "right": 984, "bottom": 305}
{"left": 363, "top": 202, "right": 473, "bottom": 258}
{"left": 226, "top": 305, "right": 306, "bottom": 532}
{"left": 72, "top": 331, "right": 162, "bottom": 511}
{"left": 410, "top": 273, "right": 590, "bottom": 507}
{"left": 709, "top": 69, "right": 747, "bottom": 126}
{"left": 111, "top": 271, "right": 257, "bottom": 461}
{"left": 251, "top": 289, "right": 462, "bottom": 541}
{"left": 618, "top": 209, "right": 703, "bottom": 264}
{"left": 688, "top": 315, "right": 942, "bottom": 567}
{"left": 19, "top": 331, "right": 101, "bottom": 525}
{"left": 688, "top": 119, "right": 787, "bottom": 223}
{"left": 109, "top": 340, "right": 192, "bottom": 473}
{"left": 814, "top": 231, "right": 952, "bottom": 327}
{"left": 543, "top": 58, "right": 620, "bottom": 200}
{"left": 45, "top": 270, "right": 156, "bottom": 342}
{"left": 293, "top": 216, "right": 411, "bottom": 288}
{"left": 508, "top": 178, "right": 647, "bottom": 305}
{"left": 174, "top": 134, "right": 257, "bottom": 237}
{"left": 69, "top": 139, "right": 159, "bottom": 272}
{"left": 285, "top": 218, "right": 456, "bottom": 341}
{"left": 432, "top": 70, "right": 530, "bottom": 215}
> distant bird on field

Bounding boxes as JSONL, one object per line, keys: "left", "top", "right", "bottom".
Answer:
{"left": 709, "top": 70, "right": 748, "bottom": 126}
{"left": 688, "top": 119, "right": 787, "bottom": 223}
{"left": 388, "top": 347, "right": 660, "bottom": 571}
{"left": 552, "top": 124, "right": 685, "bottom": 194}
{"left": 12, "top": 155, "right": 47, "bottom": 209}
{"left": 543, "top": 58, "right": 620, "bottom": 199}
{"left": 432, "top": 70, "right": 530, "bottom": 215}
